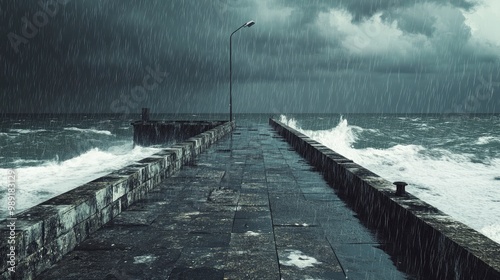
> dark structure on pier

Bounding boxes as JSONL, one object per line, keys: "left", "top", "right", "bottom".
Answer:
{"left": 131, "top": 108, "right": 227, "bottom": 146}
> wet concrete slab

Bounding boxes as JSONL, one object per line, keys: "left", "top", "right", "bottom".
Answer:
{"left": 225, "top": 249, "right": 279, "bottom": 280}
{"left": 36, "top": 122, "right": 414, "bottom": 280}
{"left": 275, "top": 226, "right": 344, "bottom": 279}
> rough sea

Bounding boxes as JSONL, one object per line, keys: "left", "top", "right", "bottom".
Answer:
{"left": 0, "top": 113, "right": 225, "bottom": 219}
{"left": 279, "top": 113, "right": 500, "bottom": 244}
{"left": 1, "top": 113, "right": 499, "bottom": 245}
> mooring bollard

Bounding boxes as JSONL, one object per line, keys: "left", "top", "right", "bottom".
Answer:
{"left": 393, "top": 181, "right": 408, "bottom": 196}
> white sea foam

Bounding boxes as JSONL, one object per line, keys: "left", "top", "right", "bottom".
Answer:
{"left": 64, "top": 127, "right": 113, "bottom": 136}
{"left": 414, "top": 123, "right": 435, "bottom": 131}
{"left": 475, "top": 136, "right": 500, "bottom": 145}
{"left": 481, "top": 224, "right": 500, "bottom": 244}
{"left": 11, "top": 159, "right": 47, "bottom": 165}
{"left": 9, "top": 128, "right": 47, "bottom": 134}
{"left": 280, "top": 115, "right": 500, "bottom": 244}
{"left": 0, "top": 143, "right": 162, "bottom": 217}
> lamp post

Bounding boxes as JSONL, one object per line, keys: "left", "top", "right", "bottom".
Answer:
{"left": 230, "top": 20, "right": 255, "bottom": 122}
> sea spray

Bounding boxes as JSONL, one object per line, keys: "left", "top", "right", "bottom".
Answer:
{"left": 280, "top": 114, "right": 500, "bottom": 244}
{"left": 0, "top": 143, "right": 162, "bottom": 219}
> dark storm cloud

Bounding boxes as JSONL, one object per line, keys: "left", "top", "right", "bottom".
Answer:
{"left": 337, "top": 0, "right": 475, "bottom": 21}
{"left": 1, "top": 0, "right": 235, "bottom": 113}
{"left": 237, "top": 0, "right": 478, "bottom": 78}
{"left": 0, "top": 0, "right": 499, "bottom": 114}
{"left": 2, "top": 0, "right": 226, "bottom": 78}
{"left": 381, "top": 9, "right": 437, "bottom": 37}
{"left": 271, "top": 0, "right": 475, "bottom": 23}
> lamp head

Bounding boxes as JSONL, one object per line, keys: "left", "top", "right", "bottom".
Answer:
{"left": 244, "top": 20, "right": 255, "bottom": 27}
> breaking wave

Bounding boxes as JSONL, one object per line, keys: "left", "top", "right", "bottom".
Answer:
{"left": 64, "top": 127, "right": 114, "bottom": 136}
{"left": 280, "top": 115, "right": 500, "bottom": 244}
{"left": 0, "top": 143, "right": 162, "bottom": 219}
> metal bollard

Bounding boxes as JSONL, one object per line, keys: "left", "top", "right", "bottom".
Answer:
{"left": 393, "top": 181, "right": 408, "bottom": 196}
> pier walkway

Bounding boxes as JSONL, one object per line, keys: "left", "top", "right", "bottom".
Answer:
{"left": 37, "top": 122, "right": 412, "bottom": 279}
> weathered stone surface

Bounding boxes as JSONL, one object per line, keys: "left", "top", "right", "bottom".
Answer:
{"left": 225, "top": 249, "right": 280, "bottom": 280}
{"left": 275, "top": 226, "right": 344, "bottom": 279}
{"left": 270, "top": 118, "right": 500, "bottom": 280}
{"left": 237, "top": 192, "right": 269, "bottom": 206}
{"left": 0, "top": 121, "right": 234, "bottom": 279}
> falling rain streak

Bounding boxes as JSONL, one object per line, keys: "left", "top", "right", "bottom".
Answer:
{"left": 0, "top": 0, "right": 499, "bottom": 278}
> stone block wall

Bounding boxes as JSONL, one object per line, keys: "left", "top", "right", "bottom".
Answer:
{"left": 132, "top": 120, "right": 226, "bottom": 146}
{"left": 0, "top": 121, "right": 234, "bottom": 280}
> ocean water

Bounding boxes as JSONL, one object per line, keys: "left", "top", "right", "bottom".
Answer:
{"left": 279, "top": 114, "right": 500, "bottom": 244}
{"left": 0, "top": 113, "right": 227, "bottom": 219}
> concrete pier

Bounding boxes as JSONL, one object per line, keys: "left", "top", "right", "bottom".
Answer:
{"left": 34, "top": 121, "right": 412, "bottom": 279}
{"left": 5, "top": 117, "right": 499, "bottom": 279}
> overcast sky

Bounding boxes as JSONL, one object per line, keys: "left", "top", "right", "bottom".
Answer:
{"left": 1, "top": 0, "right": 499, "bottom": 114}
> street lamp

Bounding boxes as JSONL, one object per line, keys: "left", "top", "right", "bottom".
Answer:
{"left": 230, "top": 20, "right": 255, "bottom": 122}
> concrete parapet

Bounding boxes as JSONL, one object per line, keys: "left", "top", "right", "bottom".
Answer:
{"left": 132, "top": 120, "right": 227, "bottom": 146}
{"left": 269, "top": 118, "right": 500, "bottom": 280}
{"left": 0, "top": 121, "right": 234, "bottom": 280}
